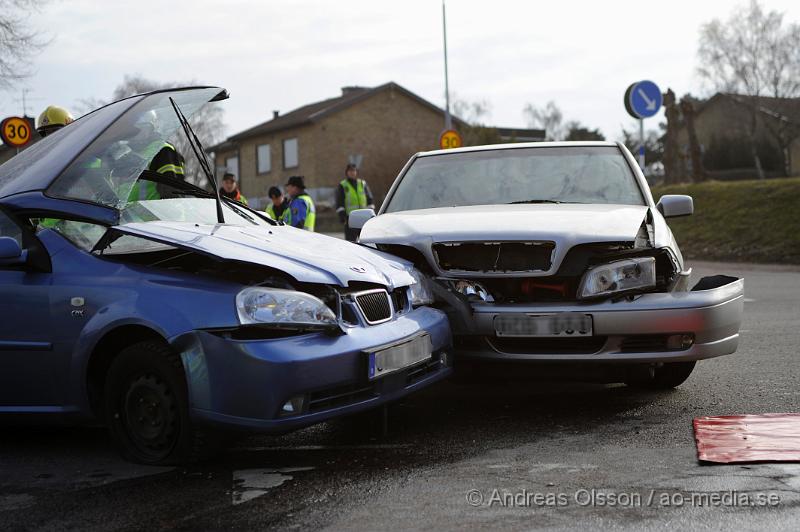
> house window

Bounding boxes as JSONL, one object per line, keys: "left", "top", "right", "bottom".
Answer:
{"left": 225, "top": 156, "right": 239, "bottom": 179}
{"left": 257, "top": 144, "right": 271, "bottom": 174}
{"left": 283, "top": 138, "right": 298, "bottom": 169}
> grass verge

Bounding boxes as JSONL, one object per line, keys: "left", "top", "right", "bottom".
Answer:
{"left": 652, "top": 177, "right": 800, "bottom": 264}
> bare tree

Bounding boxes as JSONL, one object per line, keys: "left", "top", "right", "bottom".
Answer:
{"left": 87, "top": 74, "right": 226, "bottom": 188}
{"left": 563, "top": 120, "right": 605, "bottom": 141}
{"left": 697, "top": 0, "right": 800, "bottom": 178}
{"left": 452, "top": 96, "right": 501, "bottom": 146}
{"left": 523, "top": 101, "right": 563, "bottom": 140}
{"left": 0, "top": 0, "right": 48, "bottom": 90}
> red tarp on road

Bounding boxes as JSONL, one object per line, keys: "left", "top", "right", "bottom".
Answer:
{"left": 694, "top": 413, "right": 800, "bottom": 464}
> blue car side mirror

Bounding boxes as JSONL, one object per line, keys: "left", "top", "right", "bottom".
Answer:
{"left": 0, "top": 236, "right": 28, "bottom": 266}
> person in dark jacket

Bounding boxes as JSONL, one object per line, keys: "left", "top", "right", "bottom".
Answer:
{"left": 219, "top": 173, "right": 248, "bottom": 205}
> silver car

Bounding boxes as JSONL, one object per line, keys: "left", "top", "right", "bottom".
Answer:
{"left": 350, "top": 141, "right": 744, "bottom": 389}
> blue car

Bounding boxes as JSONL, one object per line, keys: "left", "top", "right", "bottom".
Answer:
{"left": 0, "top": 87, "right": 452, "bottom": 464}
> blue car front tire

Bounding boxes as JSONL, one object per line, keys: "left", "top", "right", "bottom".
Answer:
{"left": 104, "top": 340, "right": 222, "bottom": 464}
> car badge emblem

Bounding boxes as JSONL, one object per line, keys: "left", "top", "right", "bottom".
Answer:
{"left": 350, "top": 266, "right": 367, "bottom": 273}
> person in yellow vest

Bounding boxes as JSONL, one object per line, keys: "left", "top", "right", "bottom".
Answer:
{"left": 282, "top": 175, "right": 315, "bottom": 231}
{"left": 265, "top": 186, "right": 290, "bottom": 221}
{"left": 124, "top": 110, "right": 185, "bottom": 201}
{"left": 127, "top": 140, "right": 185, "bottom": 201}
{"left": 36, "top": 105, "right": 76, "bottom": 228}
{"left": 336, "top": 163, "right": 374, "bottom": 241}
{"left": 219, "top": 172, "right": 248, "bottom": 205}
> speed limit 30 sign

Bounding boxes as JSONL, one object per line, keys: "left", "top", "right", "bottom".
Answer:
{"left": 439, "top": 129, "right": 462, "bottom": 150}
{"left": 1, "top": 116, "right": 33, "bottom": 148}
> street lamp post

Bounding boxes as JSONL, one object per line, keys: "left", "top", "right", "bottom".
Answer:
{"left": 442, "top": 0, "right": 451, "bottom": 130}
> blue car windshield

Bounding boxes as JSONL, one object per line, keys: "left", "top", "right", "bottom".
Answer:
{"left": 384, "top": 146, "right": 645, "bottom": 212}
{"left": 47, "top": 88, "right": 231, "bottom": 219}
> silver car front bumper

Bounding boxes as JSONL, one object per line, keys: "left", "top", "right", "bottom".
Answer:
{"left": 454, "top": 276, "right": 744, "bottom": 363}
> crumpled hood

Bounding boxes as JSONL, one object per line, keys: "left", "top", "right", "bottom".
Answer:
{"left": 114, "top": 221, "right": 415, "bottom": 288}
{"left": 360, "top": 204, "right": 649, "bottom": 244}
{"left": 359, "top": 203, "right": 652, "bottom": 277}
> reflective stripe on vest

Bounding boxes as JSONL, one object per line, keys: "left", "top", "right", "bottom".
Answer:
{"left": 341, "top": 178, "right": 367, "bottom": 215}
{"left": 155, "top": 163, "right": 184, "bottom": 175}
{"left": 282, "top": 195, "right": 316, "bottom": 231}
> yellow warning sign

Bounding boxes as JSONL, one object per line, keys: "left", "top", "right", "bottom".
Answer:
{"left": 439, "top": 129, "right": 462, "bottom": 150}
{"left": 1, "top": 116, "right": 32, "bottom": 148}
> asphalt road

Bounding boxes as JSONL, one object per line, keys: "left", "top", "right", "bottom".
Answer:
{"left": 2, "top": 260, "right": 799, "bottom": 531}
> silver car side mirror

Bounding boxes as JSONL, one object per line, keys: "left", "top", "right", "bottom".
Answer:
{"left": 348, "top": 208, "right": 376, "bottom": 230}
{"left": 656, "top": 195, "right": 694, "bottom": 218}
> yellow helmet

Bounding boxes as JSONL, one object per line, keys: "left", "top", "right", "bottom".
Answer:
{"left": 36, "top": 105, "right": 74, "bottom": 137}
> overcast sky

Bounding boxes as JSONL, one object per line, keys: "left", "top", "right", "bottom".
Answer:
{"left": 3, "top": 0, "right": 800, "bottom": 142}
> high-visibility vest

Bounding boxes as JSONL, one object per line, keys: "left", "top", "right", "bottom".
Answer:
{"left": 340, "top": 178, "right": 368, "bottom": 215}
{"left": 282, "top": 194, "right": 316, "bottom": 231}
{"left": 126, "top": 141, "right": 183, "bottom": 202}
{"left": 265, "top": 202, "right": 284, "bottom": 220}
{"left": 130, "top": 181, "right": 160, "bottom": 201}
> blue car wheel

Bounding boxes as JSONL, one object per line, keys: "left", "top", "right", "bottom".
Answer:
{"left": 104, "top": 341, "right": 221, "bottom": 464}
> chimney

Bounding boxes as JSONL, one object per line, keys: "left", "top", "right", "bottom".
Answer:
{"left": 273, "top": 110, "right": 280, "bottom": 119}
{"left": 341, "top": 86, "right": 364, "bottom": 96}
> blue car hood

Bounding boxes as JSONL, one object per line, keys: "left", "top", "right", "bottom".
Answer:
{"left": 114, "top": 221, "right": 415, "bottom": 289}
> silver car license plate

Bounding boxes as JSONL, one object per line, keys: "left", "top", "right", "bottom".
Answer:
{"left": 494, "top": 313, "right": 593, "bottom": 337}
{"left": 368, "top": 334, "right": 433, "bottom": 380}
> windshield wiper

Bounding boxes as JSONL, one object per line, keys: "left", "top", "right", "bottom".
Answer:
{"left": 169, "top": 97, "right": 225, "bottom": 224}
{"left": 508, "top": 199, "right": 563, "bottom": 204}
{"left": 221, "top": 197, "right": 256, "bottom": 223}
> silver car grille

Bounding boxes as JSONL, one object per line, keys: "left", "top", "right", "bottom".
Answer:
{"left": 432, "top": 241, "right": 555, "bottom": 273}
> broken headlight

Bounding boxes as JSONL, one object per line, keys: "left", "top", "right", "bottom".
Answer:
{"left": 577, "top": 257, "right": 656, "bottom": 299}
{"left": 407, "top": 268, "right": 434, "bottom": 306}
{"left": 236, "top": 287, "right": 336, "bottom": 326}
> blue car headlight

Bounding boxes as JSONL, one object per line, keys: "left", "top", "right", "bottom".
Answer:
{"left": 236, "top": 287, "right": 337, "bottom": 326}
{"left": 407, "top": 268, "right": 435, "bottom": 307}
{"left": 577, "top": 257, "right": 656, "bottom": 299}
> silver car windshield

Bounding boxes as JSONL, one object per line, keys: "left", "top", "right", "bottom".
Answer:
{"left": 384, "top": 146, "right": 645, "bottom": 212}
{"left": 47, "top": 88, "right": 221, "bottom": 211}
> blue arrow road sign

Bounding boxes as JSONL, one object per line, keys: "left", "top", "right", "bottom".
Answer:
{"left": 625, "top": 80, "right": 662, "bottom": 119}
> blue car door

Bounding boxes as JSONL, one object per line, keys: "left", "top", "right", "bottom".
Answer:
{"left": 0, "top": 210, "right": 60, "bottom": 408}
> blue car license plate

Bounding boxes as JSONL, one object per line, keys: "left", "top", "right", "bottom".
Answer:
{"left": 368, "top": 334, "right": 433, "bottom": 380}
{"left": 494, "top": 313, "right": 593, "bottom": 337}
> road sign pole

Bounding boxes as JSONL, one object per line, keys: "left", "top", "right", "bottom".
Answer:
{"left": 442, "top": 0, "right": 452, "bottom": 130}
{"left": 639, "top": 118, "right": 645, "bottom": 170}
{"left": 624, "top": 80, "right": 662, "bottom": 172}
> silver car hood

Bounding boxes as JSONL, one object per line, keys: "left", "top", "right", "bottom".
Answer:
{"left": 359, "top": 203, "right": 651, "bottom": 277}
{"left": 114, "top": 221, "right": 415, "bottom": 288}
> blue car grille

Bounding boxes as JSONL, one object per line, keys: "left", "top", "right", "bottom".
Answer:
{"left": 355, "top": 290, "right": 392, "bottom": 324}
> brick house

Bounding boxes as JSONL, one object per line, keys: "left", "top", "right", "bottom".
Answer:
{"left": 675, "top": 93, "right": 800, "bottom": 178}
{"left": 208, "top": 82, "right": 468, "bottom": 209}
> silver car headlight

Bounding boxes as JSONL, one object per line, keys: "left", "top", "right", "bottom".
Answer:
{"left": 236, "top": 287, "right": 336, "bottom": 326}
{"left": 577, "top": 257, "right": 656, "bottom": 299}
{"left": 407, "top": 268, "right": 435, "bottom": 306}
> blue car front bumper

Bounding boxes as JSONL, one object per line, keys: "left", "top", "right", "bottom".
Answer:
{"left": 169, "top": 306, "right": 452, "bottom": 433}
